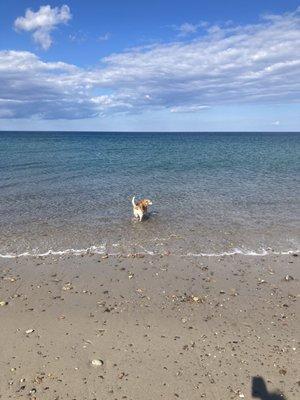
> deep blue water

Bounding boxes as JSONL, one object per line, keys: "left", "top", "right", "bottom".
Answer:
{"left": 0, "top": 131, "right": 299, "bottom": 256}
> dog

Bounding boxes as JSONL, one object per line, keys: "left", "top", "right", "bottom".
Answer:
{"left": 132, "top": 196, "right": 153, "bottom": 221}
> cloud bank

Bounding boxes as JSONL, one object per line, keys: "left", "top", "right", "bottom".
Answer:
{"left": 2, "top": 8, "right": 300, "bottom": 119}
{"left": 14, "top": 5, "right": 72, "bottom": 50}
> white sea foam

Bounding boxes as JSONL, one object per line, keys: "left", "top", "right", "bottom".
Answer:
{"left": 185, "top": 248, "right": 300, "bottom": 257}
{"left": 0, "top": 244, "right": 107, "bottom": 259}
{"left": 0, "top": 246, "right": 299, "bottom": 259}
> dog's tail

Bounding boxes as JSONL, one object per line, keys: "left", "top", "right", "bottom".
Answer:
{"left": 132, "top": 196, "right": 136, "bottom": 207}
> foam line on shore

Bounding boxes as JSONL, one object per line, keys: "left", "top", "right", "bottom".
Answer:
{"left": 186, "top": 248, "right": 300, "bottom": 257}
{"left": 0, "top": 245, "right": 107, "bottom": 259}
{"left": 0, "top": 246, "right": 299, "bottom": 259}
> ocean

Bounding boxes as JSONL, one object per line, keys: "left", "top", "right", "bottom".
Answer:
{"left": 0, "top": 131, "right": 299, "bottom": 258}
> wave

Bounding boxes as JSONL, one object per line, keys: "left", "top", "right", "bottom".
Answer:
{"left": 0, "top": 245, "right": 299, "bottom": 259}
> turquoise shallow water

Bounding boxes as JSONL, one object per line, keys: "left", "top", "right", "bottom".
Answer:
{"left": 0, "top": 131, "right": 299, "bottom": 257}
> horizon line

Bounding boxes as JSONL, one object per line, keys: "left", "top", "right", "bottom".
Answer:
{"left": 0, "top": 130, "right": 299, "bottom": 134}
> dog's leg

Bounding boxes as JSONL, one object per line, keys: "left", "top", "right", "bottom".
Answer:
{"left": 137, "top": 210, "right": 143, "bottom": 222}
{"left": 133, "top": 209, "right": 141, "bottom": 221}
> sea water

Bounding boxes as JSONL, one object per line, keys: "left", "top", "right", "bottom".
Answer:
{"left": 0, "top": 131, "right": 299, "bottom": 257}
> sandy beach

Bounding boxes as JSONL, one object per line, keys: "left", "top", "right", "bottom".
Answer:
{"left": 0, "top": 253, "right": 299, "bottom": 399}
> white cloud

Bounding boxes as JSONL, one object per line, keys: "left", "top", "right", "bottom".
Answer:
{"left": 69, "top": 31, "right": 87, "bottom": 44}
{"left": 170, "top": 105, "right": 209, "bottom": 113}
{"left": 176, "top": 22, "right": 199, "bottom": 36}
{"left": 0, "top": 51, "right": 89, "bottom": 119}
{"left": 93, "top": 8, "right": 300, "bottom": 109}
{"left": 14, "top": 5, "right": 72, "bottom": 50}
{"left": 172, "top": 21, "right": 209, "bottom": 37}
{"left": 97, "top": 32, "right": 111, "bottom": 42}
{"left": 0, "top": 51, "right": 131, "bottom": 119}
{"left": 2, "top": 8, "right": 300, "bottom": 119}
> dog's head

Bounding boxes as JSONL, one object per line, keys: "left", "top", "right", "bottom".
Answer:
{"left": 143, "top": 199, "right": 153, "bottom": 206}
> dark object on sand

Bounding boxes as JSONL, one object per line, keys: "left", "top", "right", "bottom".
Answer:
{"left": 252, "top": 377, "right": 286, "bottom": 400}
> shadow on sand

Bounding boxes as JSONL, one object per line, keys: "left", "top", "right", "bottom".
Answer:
{"left": 252, "top": 377, "right": 286, "bottom": 399}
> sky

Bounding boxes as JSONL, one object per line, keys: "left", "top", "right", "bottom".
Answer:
{"left": 0, "top": 0, "right": 299, "bottom": 131}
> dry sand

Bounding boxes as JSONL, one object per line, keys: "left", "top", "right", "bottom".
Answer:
{"left": 0, "top": 253, "right": 299, "bottom": 399}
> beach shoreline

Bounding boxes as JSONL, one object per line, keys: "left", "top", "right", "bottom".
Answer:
{"left": 0, "top": 253, "right": 299, "bottom": 399}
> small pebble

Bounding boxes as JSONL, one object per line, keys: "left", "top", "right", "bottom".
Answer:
{"left": 284, "top": 275, "right": 294, "bottom": 281}
{"left": 91, "top": 359, "right": 103, "bottom": 367}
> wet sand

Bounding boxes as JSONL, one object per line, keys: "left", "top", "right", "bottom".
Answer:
{"left": 0, "top": 253, "right": 299, "bottom": 399}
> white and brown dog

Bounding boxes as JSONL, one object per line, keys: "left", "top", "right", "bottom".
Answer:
{"left": 132, "top": 196, "right": 153, "bottom": 221}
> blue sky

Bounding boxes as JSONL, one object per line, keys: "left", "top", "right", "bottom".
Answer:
{"left": 0, "top": 0, "right": 299, "bottom": 131}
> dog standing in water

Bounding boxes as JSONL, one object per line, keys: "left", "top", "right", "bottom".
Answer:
{"left": 132, "top": 196, "right": 153, "bottom": 221}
